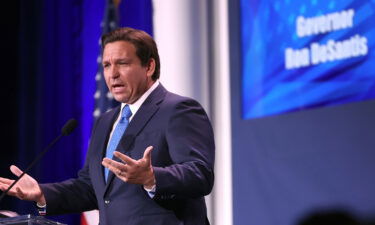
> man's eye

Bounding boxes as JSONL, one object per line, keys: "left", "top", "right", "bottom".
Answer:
{"left": 103, "top": 64, "right": 110, "bottom": 68}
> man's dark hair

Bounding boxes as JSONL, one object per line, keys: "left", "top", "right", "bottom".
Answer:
{"left": 101, "top": 27, "right": 160, "bottom": 81}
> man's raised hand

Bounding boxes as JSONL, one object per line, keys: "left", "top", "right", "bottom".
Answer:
{"left": 0, "top": 165, "right": 45, "bottom": 204}
{"left": 102, "top": 146, "right": 155, "bottom": 188}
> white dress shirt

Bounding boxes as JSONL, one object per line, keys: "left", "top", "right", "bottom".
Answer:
{"left": 107, "top": 80, "right": 159, "bottom": 197}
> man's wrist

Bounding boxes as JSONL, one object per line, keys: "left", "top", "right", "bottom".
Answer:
{"left": 144, "top": 178, "right": 156, "bottom": 190}
{"left": 144, "top": 183, "right": 156, "bottom": 192}
{"left": 143, "top": 169, "right": 156, "bottom": 198}
{"left": 36, "top": 202, "right": 46, "bottom": 216}
{"left": 36, "top": 193, "right": 46, "bottom": 206}
{"left": 144, "top": 167, "right": 156, "bottom": 189}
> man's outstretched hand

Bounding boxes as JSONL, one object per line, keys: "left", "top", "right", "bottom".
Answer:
{"left": 0, "top": 165, "right": 45, "bottom": 205}
{"left": 102, "top": 146, "right": 156, "bottom": 189}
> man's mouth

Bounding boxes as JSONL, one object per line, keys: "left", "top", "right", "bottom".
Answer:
{"left": 112, "top": 84, "right": 125, "bottom": 92}
{"left": 112, "top": 84, "right": 124, "bottom": 88}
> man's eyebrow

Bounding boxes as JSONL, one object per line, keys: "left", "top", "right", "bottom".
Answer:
{"left": 115, "top": 57, "right": 132, "bottom": 62}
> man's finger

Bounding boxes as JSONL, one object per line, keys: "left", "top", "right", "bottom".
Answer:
{"left": 10, "top": 165, "right": 23, "bottom": 177}
{"left": 102, "top": 158, "right": 126, "bottom": 171}
{"left": 143, "top": 146, "right": 153, "bottom": 162}
{"left": 0, "top": 177, "right": 14, "bottom": 185}
{"left": 113, "top": 151, "right": 135, "bottom": 165}
{"left": 2, "top": 185, "right": 17, "bottom": 196}
{"left": 0, "top": 184, "right": 9, "bottom": 191}
{"left": 101, "top": 160, "right": 119, "bottom": 176}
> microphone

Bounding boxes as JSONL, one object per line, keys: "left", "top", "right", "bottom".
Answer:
{"left": 61, "top": 119, "right": 78, "bottom": 136}
{"left": 0, "top": 119, "right": 78, "bottom": 203}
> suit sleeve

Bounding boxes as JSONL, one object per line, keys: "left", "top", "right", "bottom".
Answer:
{"left": 39, "top": 118, "right": 101, "bottom": 215}
{"left": 153, "top": 99, "right": 215, "bottom": 199}
{"left": 39, "top": 164, "right": 98, "bottom": 214}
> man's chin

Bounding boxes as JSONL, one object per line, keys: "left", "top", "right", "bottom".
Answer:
{"left": 113, "top": 95, "right": 129, "bottom": 104}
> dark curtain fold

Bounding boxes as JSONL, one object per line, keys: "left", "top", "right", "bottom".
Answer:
{"left": 15, "top": 0, "right": 84, "bottom": 224}
{"left": 0, "top": 0, "right": 21, "bottom": 213}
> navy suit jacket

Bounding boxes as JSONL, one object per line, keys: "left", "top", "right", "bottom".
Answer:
{"left": 40, "top": 84, "right": 215, "bottom": 225}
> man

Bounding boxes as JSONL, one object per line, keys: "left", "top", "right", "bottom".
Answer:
{"left": 0, "top": 27, "right": 215, "bottom": 225}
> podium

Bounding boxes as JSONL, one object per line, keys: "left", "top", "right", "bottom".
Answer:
{"left": 0, "top": 215, "right": 66, "bottom": 225}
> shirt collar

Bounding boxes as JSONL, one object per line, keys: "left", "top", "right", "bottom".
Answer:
{"left": 121, "top": 80, "right": 160, "bottom": 120}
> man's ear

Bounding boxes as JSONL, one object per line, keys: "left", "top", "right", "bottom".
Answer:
{"left": 146, "top": 58, "right": 156, "bottom": 78}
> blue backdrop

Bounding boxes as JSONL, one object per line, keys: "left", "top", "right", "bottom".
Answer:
{"left": 231, "top": 0, "right": 375, "bottom": 224}
{"left": 241, "top": 0, "right": 375, "bottom": 119}
{"left": 0, "top": 0, "right": 152, "bottom": 225}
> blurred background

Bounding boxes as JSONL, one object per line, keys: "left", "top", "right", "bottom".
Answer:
{"left": 1, "top": 0, "right": 375, "bottom": 225}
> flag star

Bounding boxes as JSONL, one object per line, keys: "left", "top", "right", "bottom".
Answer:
{"left": 94, "top": 91, "right": 101, "bottom": 99}
{"left": 93, "top": 108, "right": 101, "bottom": 118}
{"left": 95, "top": 73, "right": 102, "bottom": 81}
{"left": 106, "top": 92, "right": 113, "bottom": 99}
{"left": 97, "top": 56, "right": 102, "bottom": 64}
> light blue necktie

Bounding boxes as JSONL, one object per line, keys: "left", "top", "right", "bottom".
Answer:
{"left": 104, "top": 105, "right": 132, "bottom": 181}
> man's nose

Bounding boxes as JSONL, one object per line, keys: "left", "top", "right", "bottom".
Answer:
{"left": 109, "top": 66, "right": 120, "bottom": 78}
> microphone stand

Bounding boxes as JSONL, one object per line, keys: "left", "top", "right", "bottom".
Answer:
{"left": 0, "top": 119, "right": 77, "bottom": 204}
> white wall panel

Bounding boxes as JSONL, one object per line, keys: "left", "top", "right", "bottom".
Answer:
{"left": 152, "top": 0, "right": 232, "bottom": 224}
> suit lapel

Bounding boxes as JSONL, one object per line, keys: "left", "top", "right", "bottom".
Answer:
{"left": 103, "top": 84, "right": 167, "bottom": 194}
{"left": 93, "top": 106, "right": 121, "bottom": 189}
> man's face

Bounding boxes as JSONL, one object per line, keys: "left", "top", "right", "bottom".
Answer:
{"left": 102, "top": 41, "right": 155, "bottom": 104}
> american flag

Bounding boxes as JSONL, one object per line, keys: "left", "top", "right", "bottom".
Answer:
{"left": 82, "top": 1, "right": 120, "bottom": 225}
{"left": 93, "top": 0, "right": 121, "bottom": 119}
